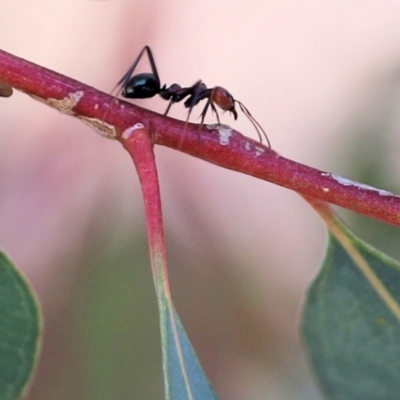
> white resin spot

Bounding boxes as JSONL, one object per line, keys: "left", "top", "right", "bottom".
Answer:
{"left": 331, "top": 174, "right": 396, "bottom": 197}
{"left": 122, "top": 123, "right": 145, "bottom": 139}
{"left": 206, "top": 124, "right": 233, "bottom": 146}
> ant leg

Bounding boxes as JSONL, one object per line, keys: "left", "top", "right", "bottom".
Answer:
{"left": 114, "top": 46, "right": 160, "bottom": 92}
{"left": 178, "top": 81, "right": 207, "bottom": 148}
{"left": 164, "top": 100, "right": 174, "bottom": 116}
{"left": 199, "top": 89, "right": 221, "bottom": 128}
{"left": 104, "top": 46, "right": 158, "bottom": 125}
{"left": 163, "top": 84, "right": 194, "bottom": 116}
{"left": 184, "top": 81, "right": 207, "bottom": 123}
{"left": 199, "top": 98, "right": 221, "bottom": 129}
{"left": 199, "top": 98, "right": 211, "bottom": 127}
{"left": 145, "top": 46, "right": 161, "bottom": 87}
{"left": 209, "top": 101, "right": 221, "bottom": 125}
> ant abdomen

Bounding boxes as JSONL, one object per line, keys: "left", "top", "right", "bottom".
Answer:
{"left": 122, "top": 73, "right": 160, "bottom": 99}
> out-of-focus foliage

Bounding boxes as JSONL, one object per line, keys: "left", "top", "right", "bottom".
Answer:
{"left": 0, "top": 251, "right": 41, "bottom": 400}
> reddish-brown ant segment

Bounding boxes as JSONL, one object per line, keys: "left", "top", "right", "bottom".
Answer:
{"left": 187, "top": 85, "right": 271, "bottom": 147}
{"left": 212, "top": 87, "right": 238, "bottom": 118}
{"left": 113, "top": 45, "right": 271, "bottom": 147}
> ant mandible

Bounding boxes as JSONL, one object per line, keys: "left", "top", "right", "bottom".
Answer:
{"left": 113, "top": 45, "right": 270, "bottom": 147}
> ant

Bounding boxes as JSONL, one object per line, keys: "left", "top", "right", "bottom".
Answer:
{"left": 113, "top": 46, "right": 270, "bottom": 147}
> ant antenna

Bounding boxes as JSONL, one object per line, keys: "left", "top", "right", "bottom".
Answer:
{"left": 235, "top": 101, "right": 271, "bottom": 148}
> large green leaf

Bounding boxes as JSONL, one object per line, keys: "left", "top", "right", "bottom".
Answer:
{"left": 159, "top": 296, "right": 219, "bottom": 400}
{"left": 302, "top": 226, "right": 400, "bottom": 400}
{"left": 0, "top": 251, "right": 42, "bottom": 400}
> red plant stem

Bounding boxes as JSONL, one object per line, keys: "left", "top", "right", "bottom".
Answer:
{"left": 121, "top": 124, "right": 170, "bottom": 297}
{"left": 0, "top": 48, "right": 399, "bottom": 226}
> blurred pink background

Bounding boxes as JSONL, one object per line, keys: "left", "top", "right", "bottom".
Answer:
{"left": 1, "top": 1, "right": 400, "bottom": 399}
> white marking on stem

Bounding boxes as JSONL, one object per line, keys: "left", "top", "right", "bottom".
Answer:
{"left": 38, "top": 90, "right": 84, "bottom": 114}
{"left": 122, "top": 123, "right": 145, "bottom": 139}
{"left": 254, "top": 146, "right": 265, "bottom": 156}
{"left": 78, "top": 117, "right": 117, "bottom": 139}
{"left": 206, "top": 124, "right": 233, "bottom": 145}
{"left": 331, "top": 174, "right": 396, "bottom": 196}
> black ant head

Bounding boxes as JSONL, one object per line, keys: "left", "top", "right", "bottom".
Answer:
{"left": 122, "top": 73, "right": 160, "bottom": 99}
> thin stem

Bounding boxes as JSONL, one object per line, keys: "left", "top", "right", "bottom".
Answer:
{"left": 0, "top": 48, "right": 399, "bottom": 226}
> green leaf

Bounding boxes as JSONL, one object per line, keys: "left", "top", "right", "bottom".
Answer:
{"left": 302, "top": 225, "right": 400, "bottom": 400}
{"left": 159, "top": 297, "right": 219, "bottom": 400}
{"left": 0, "top": 251, "right": 42, "bottom": 400}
